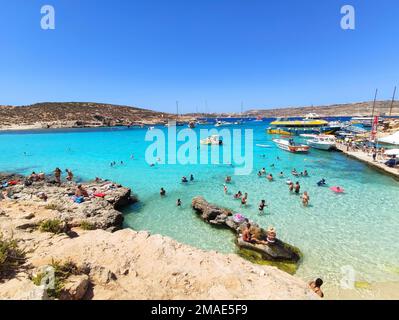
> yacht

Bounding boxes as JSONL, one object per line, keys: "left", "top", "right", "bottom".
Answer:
{"left": 307, "top": 135, "right": 336, "bottom": 151}
{"left": 200, "top": 135, "right": 223, "bottom": 145}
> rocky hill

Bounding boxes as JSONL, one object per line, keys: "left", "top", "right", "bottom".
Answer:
{"left": 243, "top": 100, "right": 399, "bottom": 118}
{"left": 0, "top": 102, "right": 192, "bottom": 130}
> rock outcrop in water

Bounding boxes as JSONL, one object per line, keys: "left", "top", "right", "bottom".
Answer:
{"left": 0, "top": 174, "right": 136, "bottom": 231}
{"left": 192, "top": 197, "right": 301, "bottom": 264}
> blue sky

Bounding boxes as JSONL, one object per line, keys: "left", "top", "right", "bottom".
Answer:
{"left": 0, "top": 0, "right": 398, "bottom": 113}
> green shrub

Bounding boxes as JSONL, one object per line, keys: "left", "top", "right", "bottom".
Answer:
{"left": 32, "top": 259, "right": 81, "bottom": 299}
{"left": 39, "top": 219, "right": 64, "bottom": 234}
{"left": 0, "top": 233, "right": 25, "bottom": 280}
{"left": 80, "top": 221, "right": 96, "bottom": 230}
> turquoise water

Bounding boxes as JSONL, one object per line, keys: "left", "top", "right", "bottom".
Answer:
{"left": 1, "top": 123, "right": 399, "bottom": 294}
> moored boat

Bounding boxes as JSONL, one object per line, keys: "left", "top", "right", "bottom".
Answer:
{"left": 200, "top": 135, "right": 223, "bottom": 145}
{"left": 307, "top": 135, "right": 336, "bottom": 150}
{"left": 273, "top": 138, "right": 309, "bottom": 153}
{"left": 267, "top": 116, "right": 340, "bottom": 135}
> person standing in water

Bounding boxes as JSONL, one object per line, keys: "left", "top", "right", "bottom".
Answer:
{"left": 223, "top": 184, "right": 228, "bottom": 194}
{"left": 190, "top": 174, "right": 194, "bottom": 181}
{"left": 176, "top": 199, "right": 181, "bottom": 206}
{"left": 258, "top": 200, "right": 266, "bottom": 214}
{"left": 54, "top": 168, "right": 62, "bottom": 185}
{"left": 301, "top": 191, "right": 310, "bottom": 206}
{"left": 66, "top": 169, "right": 74, "bottom": 182}
{"left": 295, "top": 182, "right": 300, "bottom": 194}
{"left": 160, "top": 188, "right": 166, "bottom": 196}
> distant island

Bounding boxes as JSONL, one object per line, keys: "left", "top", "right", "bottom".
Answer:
{"left": 0, "top": 100, "right": 398, "bottom": 131}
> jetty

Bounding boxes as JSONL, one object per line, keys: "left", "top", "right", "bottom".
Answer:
{"left": 335, "top": 143, "right": 399, "bottom": 180}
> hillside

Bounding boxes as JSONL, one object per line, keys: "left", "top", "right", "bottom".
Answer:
{"left": 243, "top": 100, "right": 399, "bottom": 118}
{"left": 0, "top": 102, "right": 191, "bottom": 130}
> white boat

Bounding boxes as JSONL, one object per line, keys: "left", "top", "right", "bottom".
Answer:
{"left": 148, "top": 126, "right": 155, "bottom": 131}
{"left": 299, "top": 134, "right": 319, "bottom": 139}
{"left": 273, "top": 139, "right": 309, "bottom": 153}
{"left": 215, "top": 120, "right": 232, "bottom": 127}
{"left": 200, "top": 135, "right": 223, "bottom": 145}
{"left": 307, "top": 135, "right": 336, "bottom": 150}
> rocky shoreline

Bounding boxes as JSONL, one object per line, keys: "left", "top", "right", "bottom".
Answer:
{"left": 0, "top": 173, "right": 318, "bottom": 300}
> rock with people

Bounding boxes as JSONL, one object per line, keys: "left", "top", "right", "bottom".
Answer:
{"left": 0, "top": 169, "right": 137, "bottom": 231}
{"left": 191, "top": 196, "right": 301, "bottom": 263}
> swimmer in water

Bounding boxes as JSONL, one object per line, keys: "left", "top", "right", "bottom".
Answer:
{"left": 267, "top": 173, "right": 273, "bottom": 181}
{"left": 257, "top": 171, "right": 262, "bottom": 177}
{"left": 160, "top": 188, "right": 166, "bottom": 196}
{"left": 190, "top": 174, "right": 194, "bottom": 181}
{"left": 223, "top": 184, "right": 228, "bottom": 194}
{"left": 176, "top": 199, "right": 182, "bottom": 206}
{"left": 301, "top": 191, "right": 310, "bottom": 206}
{"left": 289, "top": 182, "right": 294, "bottom": 192}
{"left": 182, "top": 176, "right": 188, "bottom": 183}
{"left": 279, "top": 171, "right": 284, "bottom": 178}
{"left": 261, "top": 168, "right": 266, "bottom": 174}
{"left": 258, "top": 200, "right": 266, "bottom": 213}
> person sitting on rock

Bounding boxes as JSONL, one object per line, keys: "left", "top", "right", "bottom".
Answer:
{"left": 242, "top": 223, "right": 252, "bottom": 243}
{"left": 266, "top": 226, "right": 277, "bottom": 244}
{"left": 309, "top": 278, "right": 324, "bottom": 298}
{"left": 54, "top": 167, "right": 62, "bottom": 184}
{"left": 75, "top": 184, "right": 89, "bottom": 197}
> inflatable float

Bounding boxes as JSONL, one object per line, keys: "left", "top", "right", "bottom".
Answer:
{"left": 330, "top": 186, "right": 344, "bottom": 193}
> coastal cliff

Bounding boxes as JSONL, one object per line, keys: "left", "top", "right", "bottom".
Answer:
{"left": 0, "top": 102, "right": 194, "bottom": 130}
{"left": 0, "top": 175, "right": 317, "bottom": 300}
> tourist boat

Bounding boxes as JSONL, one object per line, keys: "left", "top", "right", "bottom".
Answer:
{"left": 200, "top": 135, "right": 223, "bottom": 145}
{"left": 215, "top": 120, "right": 232, "bottom": 127}
{"left": 307, "top": 135, "right": 336, "bottom": 150}
{"left": 350, "top": 116, "right": 374, "bottom": 127}
{"left": 254, "top": 116, "right": 263, "bottom": 122}
{"left": 272, "top": 138, "right": 309, "bottom": 153}
{"left": 267, "top": 114, "right": 340, "bottom": 135}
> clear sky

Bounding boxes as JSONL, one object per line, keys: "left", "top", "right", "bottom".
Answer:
{"left": 0, "top": 0, "right": 398, "bottom": 113}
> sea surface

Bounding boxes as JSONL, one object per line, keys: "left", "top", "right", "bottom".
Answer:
{"left": 1, "top": 119, "right": 398, "bottom": 298}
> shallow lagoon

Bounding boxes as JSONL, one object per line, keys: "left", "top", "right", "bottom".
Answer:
{"left": 1, "top": 121, "right": 398, "bottom": 297}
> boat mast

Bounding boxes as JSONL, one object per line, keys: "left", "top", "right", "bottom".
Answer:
{"left": 389, "top": 86, "right": 396, "bottom": 116}
{"left": 241, "top": 101, "right": 244, "bottom": 117}
{"left": 371, "top": 88, "right": 378, "bottom": 118}
{"left": 176, "top": 100, "right": 179, "bottom": 122}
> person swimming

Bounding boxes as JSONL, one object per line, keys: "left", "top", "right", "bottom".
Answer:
{"left": 292, "top": 169, "right": 299, "bottom": 176}
{"left": 303, "top": 170, "right": 309, "bottom": 177}
{"left": 225, "top": 176, "right": 232, "bottom": 183}
{"left": 257, "top": 171, "right": 262, "bottom": 177}
{"left": 241, "top": 193, "right": 248, "bottom": 205}
{"left": 261, "top": 168, "right": 266, "bottom": 174}
{"left": 258, "top": 200, "right": 266, "bottom": 212}
{"left": 317, "top": 178, "right": 326, "bottom": 186}
{"left": 181, "top": 176, "right": 188, "bottom": 183}
{"left": 223, "top": 184, "right": 228, "bottom": 194}
{"left": 190, "top": 174, "right": 194, "bottom": 181}
{"left": 234, "top": 191, "right": 242, "bottom": 199}
{"left": 279, "top": 171, "right": 284, "bottom": 178}
{"left": 176, "top": 198, "right": 182, "bottom": 206}
{"left": 267, "top": 173, "right": 273, "bottom": 181}
{"left": 160, "top": 188, "right": 166, "bottom": 196}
